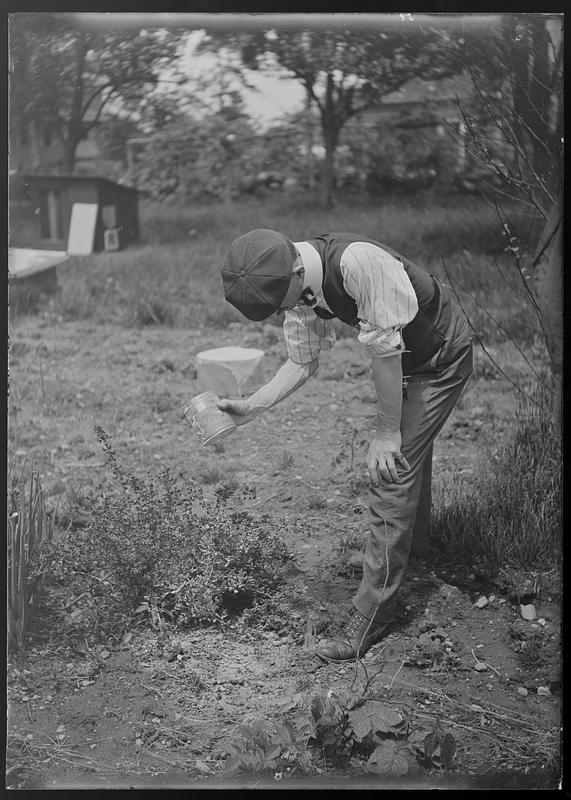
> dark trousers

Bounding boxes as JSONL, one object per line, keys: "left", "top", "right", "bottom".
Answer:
{"left": 353, "top": 302, "right": 473, "bottom": 623}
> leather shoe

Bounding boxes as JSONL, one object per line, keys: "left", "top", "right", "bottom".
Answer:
{"left": 315, "top": 610, "right": 390, "bottom": 662}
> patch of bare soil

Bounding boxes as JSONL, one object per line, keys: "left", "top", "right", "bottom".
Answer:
{"left": 6, "top": 316, "right": 562, "bottom": 790}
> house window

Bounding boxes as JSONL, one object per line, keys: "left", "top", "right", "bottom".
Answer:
{"left": 39, "top": 189, "right": 64, "bottom": 240}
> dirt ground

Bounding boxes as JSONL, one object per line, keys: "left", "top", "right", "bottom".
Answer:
{"left": 6, "top": 313, "right": 562, "bottom": 790}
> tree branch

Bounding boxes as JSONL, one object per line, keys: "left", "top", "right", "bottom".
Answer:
{"left": 440, "top": 256, "right": 542, "bottom": 407}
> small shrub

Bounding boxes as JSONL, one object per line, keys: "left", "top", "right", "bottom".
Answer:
{"left": 37, "top": 426, "right": 291, "bottom": 639}
{"left": 224, "top": 718, "right": 317, "bottom": 779}
{"left": 223, "top": 690, "right": 430, "bottom": 778}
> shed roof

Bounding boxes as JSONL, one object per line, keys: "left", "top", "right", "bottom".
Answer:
{"left": 15, "top": 173, "right": 139, "bottom": 194}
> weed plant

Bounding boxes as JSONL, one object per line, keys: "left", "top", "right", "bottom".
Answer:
{"left": 224, "top": 689, "right": 455, "bottom": 778}
{"left": 33, "top": 426, "right": 291, "bottom": 641}
{"left": 431, "top": 375, "right": 561, "bottom": 573}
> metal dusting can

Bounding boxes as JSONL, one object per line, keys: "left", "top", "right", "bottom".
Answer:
{"left": 184, "top": 391, "right": 236, "bottom": 446}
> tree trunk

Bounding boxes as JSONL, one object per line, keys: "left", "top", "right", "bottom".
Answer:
{"left": 304, "top": 94, "right": 316, "bottom": 190}
{"left": 319, "top": 140, "right": 336, "bottom": 209}
{"left": 318, "top": 73, "right": 340, "bottom": 209}
{"left": 61, "top": 32, "right": 89, "bottom": 174}
{"left": 62, "top": 139, "right": 77, "bottom": 173}
{"left": 531, "top": 191, "right": 562, "bottom": 428}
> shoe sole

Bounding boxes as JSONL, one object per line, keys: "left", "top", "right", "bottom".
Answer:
{"left": 316, "top": 652, "right": 364, "bottom": 663}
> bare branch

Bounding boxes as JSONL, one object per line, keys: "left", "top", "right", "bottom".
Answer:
{"left": 440, "top": 257, "right": 542, "bottom": 407}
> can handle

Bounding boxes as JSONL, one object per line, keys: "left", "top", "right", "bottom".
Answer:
{"left": 190, "top": 415, "right": 205, "bottom": 438}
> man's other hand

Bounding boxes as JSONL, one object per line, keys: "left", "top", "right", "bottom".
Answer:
{"left": 367, "top": 434, "right": 410, "bottom": 485}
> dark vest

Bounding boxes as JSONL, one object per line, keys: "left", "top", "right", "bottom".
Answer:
{"left": 307, "top": 233, "right": 445, "bottom": 372}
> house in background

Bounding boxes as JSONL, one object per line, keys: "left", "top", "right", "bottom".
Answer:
{"left": 9, "top": 101, "right": 124, "bottom": 179}
{"left": 360, "top": 74, "right": 474, "bottom": 165}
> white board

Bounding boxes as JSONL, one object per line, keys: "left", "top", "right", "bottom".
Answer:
{"left": 67, "top": 203, "right": 98, "bottom": 255}
{"left": 9, "top": 248, "right": 68, "bottom": 278}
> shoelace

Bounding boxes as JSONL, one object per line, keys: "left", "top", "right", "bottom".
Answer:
{"left": 345, "top": 611, "right": 368, "bottom": 638}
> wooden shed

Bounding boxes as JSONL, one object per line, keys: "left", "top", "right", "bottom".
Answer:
{"left": 13, "top": 174, "right": 139, "bottom": 253}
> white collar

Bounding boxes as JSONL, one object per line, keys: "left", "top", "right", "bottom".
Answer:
{"left": 294, "top": 241, "right": 323, "bottom": 293}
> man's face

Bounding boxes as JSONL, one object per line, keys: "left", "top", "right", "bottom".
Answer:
{"left": 275, "top": 255, "right": 305, "bottom": 314}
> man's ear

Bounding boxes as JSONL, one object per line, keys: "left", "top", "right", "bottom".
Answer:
{"left": 292, "top": 258, "right": 305, "bottom": 276}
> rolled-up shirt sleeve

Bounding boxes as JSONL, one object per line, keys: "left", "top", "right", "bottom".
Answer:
{"left": 340, "top": 242, "right": 418, "bottom": 358}
{"left": 283, "top": 306, "right": 336, "bottom": 364}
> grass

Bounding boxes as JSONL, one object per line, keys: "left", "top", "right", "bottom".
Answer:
{"left": 431, "top": 375, "right": 561, "bottom": 573}
{"left": 7, "top": 465, "right": 54, "bottom": 651}
{"left": 8, "top": 190, "right": 559, "bottom": 595}
{"left": 9, "top": 191, "right": 544, "bottom": 347}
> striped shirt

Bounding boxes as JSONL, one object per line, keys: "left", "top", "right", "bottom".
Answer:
{"left": 283, "top": 241, "right": 419, "bottom": 365}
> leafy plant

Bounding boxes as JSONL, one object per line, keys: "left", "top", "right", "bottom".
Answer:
{"left": 304, "top": 690, "right": 409, "bottom": 771}
{"left": 36, "top": 426, "right": 291, "bottom": 640}
{"left": 224, "top": 718, "right": 316, "bottom": 779}
{"left": 223, "top": 690, "right": 432, "bottom": 778}
{"left": 408, "top": 717, "right": 457, "bottom": 772}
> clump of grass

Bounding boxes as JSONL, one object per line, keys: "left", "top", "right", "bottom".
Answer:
{"left": 277, "top": 451, "right": 294, "bottom": 470}
{"left": 9, "top": 280, "right": 44, "bottom": 316}
{"left": 516, "top": 635, "right": 549, "bottom": 674}
{"left": 431, "top": 375, "right": 561, "bottom": 573}
{"left": 307, "top": 495, "right": 328, "bottom": 511}
{"left": 7, "top": 465, "right": 54, "bottom": 651}
{"left": 199, "top": 463, "right": 227, "bottom": 485}
{"left": 130, "top": 294, "right": 174, "bottom": 326}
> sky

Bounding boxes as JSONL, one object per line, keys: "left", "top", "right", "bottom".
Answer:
{"left": 182, "top": 30, "right": 305, "bottom": 128}
{"left": 241, "top": 75, "right": 305, "bottom": 128}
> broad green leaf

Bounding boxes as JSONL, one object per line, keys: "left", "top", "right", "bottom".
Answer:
{"left": 348, "top": 706, "right": 372, "bottom": 741}
{"left": 366, "top": 741, "right": 416, "bottom": 776}
{"left": 424, "top": 730, "right": 440, "bottom": 761}
{"left": 366, "top": 703, "right": 406, "bottom": 734}
{"left": 441, "top": 732, "right": 456, "bottom": 769}
{"left": 283, "top": 718, "right": 295, "bottom": 743}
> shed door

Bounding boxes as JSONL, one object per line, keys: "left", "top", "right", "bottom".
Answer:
{"left": 39, "top": 189, "right": 64, "bottom": 240}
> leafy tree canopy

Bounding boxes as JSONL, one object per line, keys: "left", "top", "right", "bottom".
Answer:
{"left": 10, "top": 13, "right": 187, "bottom": 171}
{"left": 198, "top": 20, "right": 471, "bottom": 206}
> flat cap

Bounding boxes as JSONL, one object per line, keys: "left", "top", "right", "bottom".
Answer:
{"left": 221, "top": 229, "right": 297, "bottom": 321}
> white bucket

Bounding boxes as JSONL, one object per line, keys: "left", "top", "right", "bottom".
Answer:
{"left": 196, "top": 346, "right": 265, "bottom": 397}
